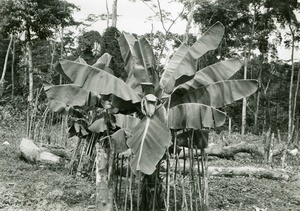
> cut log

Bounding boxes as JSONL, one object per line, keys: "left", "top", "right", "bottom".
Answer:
{"left": 166, "top": 159, "right": 290, "bottom": 181}
{"left": 20, "top": 138, "right": 63, "bottom": 164}
{"left": 116, "top": 158, "right": 290, "bottom": 181}
{"left": 178, "top": 142, "right": 283, "bottom": 160}
{"left": 208, "top": 166, "right": 290, "bottom": 181}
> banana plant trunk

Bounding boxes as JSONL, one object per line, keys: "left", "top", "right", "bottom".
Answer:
{"left": 95, "top": 142, "right": 114, "bottom": 211}
{"left": 140, "top": 169, "right": 164, "bottom": 211}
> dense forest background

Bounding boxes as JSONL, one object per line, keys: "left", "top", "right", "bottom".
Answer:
{"left": 0, "top": 0, "right": 299, "bottom": 139}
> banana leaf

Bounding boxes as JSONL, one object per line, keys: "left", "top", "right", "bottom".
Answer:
{"left": 127, "top": 115, "right": 172, "bottom": 175}
{"left": 114, "top": 114, "right": 140, "bottom": 129}
{"left": 88, "top": 118, "right": 107, "bottom": 133}
{"left": 68, "top": 122, "right": 89, "bottom": 138}
{"left": 111, "top": 129, "right": 130, "bottom": 153}
{"left": 177, "top": 58, "right": 242, "bottom": 90}
{"left": 118, "top": 32, "right": 136, "bottom": 75}
{"left": 168, "top": 103, "right": 226, "bottom": 129}
{"left": 43, "top": 83, "right": 100, "bottom": 114}
{"left": 160, "top": 22, "right": 225, "bottom": 94}
{"left": 118, "top": 33, "right": 158, "bottom": 93}
{"left": 92, "top": 53, "right": 114, "bottom": 75}
{"left": 171, "top": 80, "right": 258, "bottom": 108}
{"left": 60, "top": 60, "right": 141, "bottom": 105}
{"left": 75, "top": 56, "right": 87, "bottom": 64}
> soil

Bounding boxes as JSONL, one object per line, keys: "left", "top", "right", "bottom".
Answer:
{"left": 1, "top": 128, "right": 300, "bottom": 210}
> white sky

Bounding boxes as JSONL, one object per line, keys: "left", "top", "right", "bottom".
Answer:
{"left": 67, "top": 0, "right": 187, "bottom": 35}
{"left": 67, "top": 0, "right": 298, "bottom": 62}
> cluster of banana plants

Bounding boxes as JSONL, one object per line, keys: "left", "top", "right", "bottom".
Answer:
{"left": 43, "top": 22, "right": 257, "bottom": 210}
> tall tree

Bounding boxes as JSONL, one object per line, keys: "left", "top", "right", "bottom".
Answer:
{"left": 0, "top": 0, "right": 78, "bottom": 137}
{"left": 266, "top": 0, "right": 300, "bottom": 141}
{"left": 0, "top": 33, "right": 13, "bottom": 97}
{"left": 111, "top": 0, "right": 118, "bottom": 27}
{"left": 193, "top": 0, "right": 277, "bottom": 134}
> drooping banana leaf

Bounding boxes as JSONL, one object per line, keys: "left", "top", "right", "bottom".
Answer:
{"left": 111, "top": 96, "right": 141, "bottom": 114}
{"left": 111, "top": 129, "right": 130, "bottom": 153}
{"left": 177, "top": 58, "right": 242, "bottom": 90}
{"left": 176, "top": 129, "right": 209, "bottom": 149}
{"left": 155, "top": 105, "right": 167, "bottom": 124}
{"left": 88, "top": 118, "right": 107, "bottom": 133}
{"left": 43, "top": 83, "right": 100, "bottom": 114}
{"left": 92, "top": 53, "right": 114, "bottom": 75}
{"left": 168, "top": 103, "right": 226, "bottom": 129}
{"left": 114, "top": 114, "right": 141, "bottom": 129}
{"left": 133, "top": 38, "right": 156, "bottom": 71}
{"left": 60, "top": 60, "right": 141, "bottom": 105}
{"left": 118, "top": 32, "right": 136, "bottom": 75}
{"left": 127, "top": 115, "right": 172, "bottom": 175}
{"left": 160, "top": 22, "right": 225, "bottom": 94}
{"left": 170, "top": 80, "right": 258, "bottom": 108}
{"left": 54, "top": 62, "right": 72, "bottom": 83}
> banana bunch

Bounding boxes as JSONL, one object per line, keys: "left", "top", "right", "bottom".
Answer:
{"left": 141, "top": 94, "right": 158, "bottom": 117}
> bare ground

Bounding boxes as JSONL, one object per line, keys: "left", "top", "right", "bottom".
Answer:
{"left": 1, "top": 128, "right": 300, "bottom": 210}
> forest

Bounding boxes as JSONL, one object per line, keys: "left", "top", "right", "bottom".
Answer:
{"left": 0, "top": 0, "right": 300, "bottom": 210}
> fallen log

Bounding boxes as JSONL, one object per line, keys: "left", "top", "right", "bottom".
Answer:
{"left": 178, "top": 142, "right": 283, "bottom": 160}
{"left": 20, "top": 138, "right": 63, "bottom": 164}
{"left": 115, "top": 158, "right": 290, "bottom": 181}
{"left": 165, "top": 159, "right": 290, "bottom": 181}
{"left": 208, "top": 166, "right": 290, "bottom": 181}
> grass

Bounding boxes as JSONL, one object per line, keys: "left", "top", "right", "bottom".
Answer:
{"left": 0, "top": 142, "right": 95, "bottom": 210}
{"left": 1, "top": 115, "right": 300, "bottom": 210}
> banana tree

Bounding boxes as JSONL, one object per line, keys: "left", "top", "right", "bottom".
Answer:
{"left": 44, "top": 22, "right": 258, "bottom": 210}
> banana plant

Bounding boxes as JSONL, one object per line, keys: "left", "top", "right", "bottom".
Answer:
{"left": 118, "top": 22, "right": 258, "bottom": 175}
{"left": 44, "top": 22, "right": 258, "bottom": 177}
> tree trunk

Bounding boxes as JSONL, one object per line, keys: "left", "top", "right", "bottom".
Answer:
{"left": 95, "top": 142, "right": 114, "bottom": 211}
{"left": 183, "top": 1, "right": 195, "bottom": 44}
{"left": 288, "top": 24, "right": 295, "bottom": 144}
{"left": 106, "top": 0, "right": 110, "bottom": 27}
{"left": 111, "top": 0, "right": 118, "bottom": 28}
{"left": 11, "top": 34, "right": 16, "bottom": 97}
{"left": 50, "top": 40, "right": 56, "bottom": 73}
{"left": 1, "top": 33, "right": 13, "bottom": 82}
{"left": 241, "top": 64, "right": 248, "bottom": 135}
{"left": 0, "top": 33, "right": 13, "bottom": 97}
{"left": 26, "top": 27, "right": 34, "bottom": 138}
{"left": 60, "top": 27, "right": 64, "bottom": 84}
{"left": 254, "top": 53, "right": 263, "bottom": 134}
{"left": 292, "top": 47, "right": 300, "bottom": 129}
{"left": 241, "top": 6, "right": 256, "bottom": 135}
{"left": 27, "top": 39, "right": 34, "bottom": 105}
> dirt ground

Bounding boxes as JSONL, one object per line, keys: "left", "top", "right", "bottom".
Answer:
{"left": 1, "top": 129, "right": 300, "bottom": 210}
